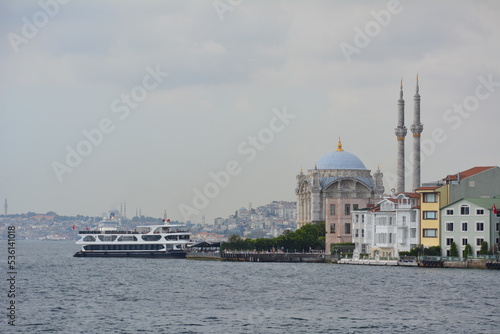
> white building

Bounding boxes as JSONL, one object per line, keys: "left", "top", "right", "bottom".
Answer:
{"left": 352, "top": 193, "right": 420, "bottom": 258}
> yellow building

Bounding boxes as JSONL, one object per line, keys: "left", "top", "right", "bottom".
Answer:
{"left": 416, "top": 166, "right": 498, "bottom": 248}
{"left": 416, "top": 186, "right": 444, "bottom": 247}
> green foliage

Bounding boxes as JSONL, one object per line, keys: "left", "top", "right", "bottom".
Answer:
{"left": 407, "top": 244, "right": 424, "bottom": 256}
{"left": 407, "top": 244, "right": 441, "bottom": 257}
{"left": 463, "top": 243, "right": 472, "bottom": 258}
{"left": 479, "top": 241, "right": 489, "bottom": 255}
{"left": 450, "top": 242, "right": 459, "bottom": 257}
{"left": 221, "top": 222, "right": 326, "bottom": 252}
{"left": 426, "top": 246, "right": 441, "bottom": 256}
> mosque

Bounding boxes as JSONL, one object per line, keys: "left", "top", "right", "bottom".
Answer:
{"left": 295, "top": 78, "right": 422, "bottom": 252}
{"left": 295, "top": 139, "right": 384, "bottom": 251}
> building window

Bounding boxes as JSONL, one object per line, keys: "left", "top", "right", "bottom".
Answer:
{"left": 330, "top": 223, "right": 336, "bottom": 233}
{"left": 361, "top": 229, "right": 364, "bottom": 238}
{"left": 423, "top": 193, "right": 437, "bottom": 203}
{"left": 410, "top": 228, "right": 416, "bottom": 238}
{"left": 460, "top": 205, "right": 470, "bottom": 215}
{"left": 423, "top": 229, "right": 437, "bottom": 237}
{"left": 476, "top": 238, "right": 484, "bottom": 246}
{"left": 461, "top": 222, "right": 468, "bottom": 232}
{"left": 476, "top": 208, "right": 484, "bottom": 215}
{"left": 476, "top": 222, "right": 484, "bottom": 231}
{"left": 353, "top": 204, "right": 359, "bottom": 210}
{"left": 446, "top": 238, "right": 454, "bottom": 246}
{"left": 462, "top": 238, "right": 468, "bottom": 246}
{"left": 446, "top": 209, "right": 454, "bottom": 215}
{"left": 345, "top": 223, "right": 351, "bottom": 234}
{"left": 423, "top": 211, "right": 437, "bottom": 219}
{"left": 361, "top": 215, "right": 365, "bottom": 223}
{"left": 497, "top": 222, "right": 500, "bottom": 232}
{"left": 345, "top": 204, "right": 351, "bottom": 216}
{"left": 446, "top": 222, "right": 453, "bottom": 232}
{"left": 330, "top": 204, "right": 335, "bottom": 216}
{"left": 389, "top": 217, "right": 393, "bottom": 225}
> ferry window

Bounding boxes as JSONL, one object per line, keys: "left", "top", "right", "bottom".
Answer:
{"left": 83, "top": 236, "right": 95, "bottom": 242}
{"left": 98, "top": 235, "right": 117, "bottom": 242}
{"left": 118, "top": 235, "right": 137, "bottom": 242}
{"left": 142, "top": 235, "right": 162, "bottom": 241}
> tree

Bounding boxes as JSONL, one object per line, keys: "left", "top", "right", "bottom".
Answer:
{"left": 463, "top": 243, "right": 472, "bottom": 259}
{"left": 450, "top": 242, "right": 459, "bottom": 257}
{"left": 479, "top": 241, "right": 489, "bottom": 255}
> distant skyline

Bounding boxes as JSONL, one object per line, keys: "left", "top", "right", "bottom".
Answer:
{"left": 1, "top": 1, "right": 500, "bottom": 222}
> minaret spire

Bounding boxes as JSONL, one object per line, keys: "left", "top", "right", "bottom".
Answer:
{"left": 411, "top": 74, "right": 423, "bottom": 191}
{"left": 395, "top": 80, "right": 407, "bottom": 193}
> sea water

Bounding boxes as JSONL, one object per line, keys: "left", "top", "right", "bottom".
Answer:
{"left": 0, "top": 241, "right": 498, "bottom": 333}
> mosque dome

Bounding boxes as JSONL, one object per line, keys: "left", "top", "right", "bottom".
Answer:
{"left": 316, "top": 139, "right": 367, "bottom": 170}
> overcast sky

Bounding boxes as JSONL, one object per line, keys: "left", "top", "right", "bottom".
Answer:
{"left": 1, "top": 0, "right": 499, "bottom": 223}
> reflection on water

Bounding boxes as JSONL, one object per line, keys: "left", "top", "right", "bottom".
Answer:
{"left": 1, "top": 241, "right": 498, "bottom": 333}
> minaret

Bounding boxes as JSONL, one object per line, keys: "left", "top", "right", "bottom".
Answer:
{"left": 411, "top": 75, "right": 423, "bottom": 191}
{"left": 395, "top": 80, "right": 407, "bottom": 193}
{"left": 373, "top": 164, "right": 384, "bottom": 197}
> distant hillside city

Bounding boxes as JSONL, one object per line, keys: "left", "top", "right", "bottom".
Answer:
{"left": 0, "top": 200, "right": 296, "bottom": 243}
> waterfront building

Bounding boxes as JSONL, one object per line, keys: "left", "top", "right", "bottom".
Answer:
{"left": 415, "top": 185, "right": 442, "bottom": 247}
{"left": 416, "top": 166, "right": 500, "bottom": 248}
{"left": 352, "top": 192, "right": 419, "bottom": 258}
{"left": 295, "top": 139, "right": 384, "bottom": 252}
{"left": 440, "top": 198, "right": 500, "bottom": 258}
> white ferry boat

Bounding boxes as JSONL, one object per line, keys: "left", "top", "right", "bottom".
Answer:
{"left": 74, "top": 219, "right": 193, "bottom": 258}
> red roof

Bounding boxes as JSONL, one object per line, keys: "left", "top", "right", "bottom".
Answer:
{"left": 443, "top": 166, "right": 496, "bottom": 182}
{"left": 416, "top": 186, "right": 440, "bottom": 191}
{"left": 399, "top": 192, "right": 420, "bottom": 198}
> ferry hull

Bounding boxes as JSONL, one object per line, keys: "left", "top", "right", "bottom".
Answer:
{"left": 73, "top": 250, "right": 187, "bottom": 259}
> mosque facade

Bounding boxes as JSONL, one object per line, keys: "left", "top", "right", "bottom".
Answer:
{"left": 295, "top": 139, "right": 384, "bottom": 252}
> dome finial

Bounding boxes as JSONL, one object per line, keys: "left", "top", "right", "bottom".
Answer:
{"left": 336, "top": 137, "right": 344, "bottom": 151}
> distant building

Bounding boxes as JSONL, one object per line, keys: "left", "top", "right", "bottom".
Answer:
{"left": 295, "top": 139, "right": 384, "bottom": 252}
{"left": 440, "top": 198, "right": 500, "bottom": 258}
{"left": 416, "top": 166, "right": 500, "bottom": 248}
{"left": 352, "top": 192, "right": 420, "bottom": 258}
